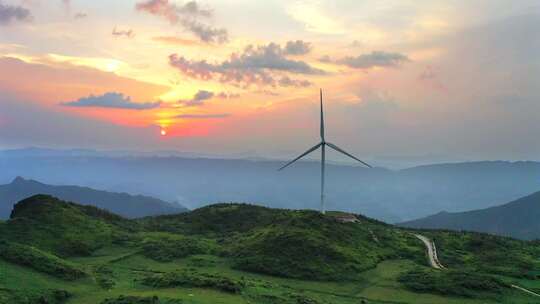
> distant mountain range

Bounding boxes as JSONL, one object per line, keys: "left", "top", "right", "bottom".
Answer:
{"left": 2, "top": 147, "right": 540, "bottom": 222}
{"left": 400, "top": 191, "right": 540, "bottom": 240}
{"left": 0, "top": 177, "right": 187, "bottom": 219}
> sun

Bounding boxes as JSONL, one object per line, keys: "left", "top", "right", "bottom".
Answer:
{"left": 160, "top": 129, "right": 167, "bottom": 136}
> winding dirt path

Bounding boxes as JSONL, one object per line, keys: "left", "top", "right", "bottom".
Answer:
{"left": 414, "top": 234, "right": 540, "bottom": 298}
{"left": 511, "top": 285, "right": 540, "bottom": 298}
{"left": 414, "top": 234, "right": 445, "bottom": 269}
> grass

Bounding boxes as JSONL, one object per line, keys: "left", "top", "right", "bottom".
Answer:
{"left": 424, "top": 230, "right": 540, "bottom": 279}
{"left": 2, "top": 197, "right": 540, "bottom": 304}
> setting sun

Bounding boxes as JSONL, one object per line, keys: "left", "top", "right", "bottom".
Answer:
{"left": 160, "top": 129, "right": 167, "bottom": 136}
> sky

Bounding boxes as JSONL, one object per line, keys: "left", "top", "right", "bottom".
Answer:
{"left": 0, "top": 0, "right": 539, "bottom": 166}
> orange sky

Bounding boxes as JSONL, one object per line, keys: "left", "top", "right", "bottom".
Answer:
{"left": 1, "top": 0, "right": 539, "bottom": 164}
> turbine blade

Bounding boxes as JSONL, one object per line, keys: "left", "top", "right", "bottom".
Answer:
{"left": 278, "top": 143, "right": 323, "bottom": 171}
{"left": 320, "top": 89, "right": 325, "bottom": 141}
{"left": 326, "top": 142, "right": 372, "bottom": 168}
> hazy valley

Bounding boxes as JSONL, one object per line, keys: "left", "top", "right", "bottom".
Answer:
{"left": 2, "top": 148, "right": 540, "bottom": 223}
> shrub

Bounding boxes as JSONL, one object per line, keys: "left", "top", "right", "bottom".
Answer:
{"left": 93, "top": 265, "right": 115, "bottom": 289}
{"left": 398, "top": 268, "right": 508, "bottom": 298}
{"left": 141, "top": 233, "right": 217, "bottom": 262}
{"left": 101, "top": 295, "right": 159, "bottom": 304}
{"left": 0, "top": 240, "right": 85, "bottom": 280}
{"left": 233, "top": 228, "right": 372, "bottom": 281}
{"left": 141, "top": 270, "right": 245, "bottom": 293}
{"left": 1, "top": 288, "right": 71, "bottom": 304}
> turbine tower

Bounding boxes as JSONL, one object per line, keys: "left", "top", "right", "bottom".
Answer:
{"left": 279, "top": 89, "right": 372, "bottom": 214}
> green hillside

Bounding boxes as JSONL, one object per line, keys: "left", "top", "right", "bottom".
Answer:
{"left": 1, "top": 195, "right": 540, "bottom": 304}
{"left": 0, "top": 195, "right": 135, "bottom": 256}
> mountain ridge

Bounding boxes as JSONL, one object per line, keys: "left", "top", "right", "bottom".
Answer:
{"left": 0, "top": 177, "right": 187, "bottom": 219}
{"left": 400, "top": 190, "right": 540, "bottom": 240}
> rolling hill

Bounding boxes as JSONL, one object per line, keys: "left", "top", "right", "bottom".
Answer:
{"left": 400, "top": 190, "right": 540, "bottom": 240}
{"left": 1, "top": 195, "right": 540, "bottom": 303}
{"left": 0, "top": 177, "right": 186, "bottom": 219}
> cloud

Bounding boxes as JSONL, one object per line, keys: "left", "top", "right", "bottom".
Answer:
{"left": 176, "top": 113, "right": 230, "bottom": 119}
{"left": 135, "top": 0, "right": 227, "bottom": 43}
{"left": 335, "top": 51, "right": 409, "bottom": 69}
{"left": 179, "top": 19, "right": 227, "bottom": 44}
{"left": 284, "top": 40, "right": 312, "bottom": 55}
{"left": 112, "top": 27, "right": 134, "bottom": 38}
{"left": 136, "top": 0, "right": 182, "bottom": 23}
{"left": 318, "top": 55, "right": 332, "bottom": 63}
{"left": 216, "top": 92, "right": 240, "bottom": 99}
{"left": 0, "top": 2, "right": 32, "bottom": 25}
{"left": 178, "top": 90, "right": 214, "bottom": 107}
{"left": 321, "top": 51, "right": 409, "bottom": 69}
{"left": 152, "top": 36, "right": 200, "bottom": 46}
{"left": 136, "top": 0, "right": 211, "bottom": 21}
{"left": 0, "top": 57, "right": 168, "bottom": 104}
{"left": 278, "top": 76, "right": 312, "bottom": 87}
{"left": 169, "top": 42, "right": 321, "bottom": 87}
{"left": 61, "top": 92, "right": 161, "bottom": 110}
{"left": 0, "top": 94, "right": 173, "bottom": 149}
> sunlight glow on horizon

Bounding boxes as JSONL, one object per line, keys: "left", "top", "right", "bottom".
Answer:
{"left": 0, "top": 0, "right": 538, "bottom": 160}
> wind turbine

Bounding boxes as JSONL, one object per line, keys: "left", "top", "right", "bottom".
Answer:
{"left": 279, "top": 89, "right": 372, "bottom": 214}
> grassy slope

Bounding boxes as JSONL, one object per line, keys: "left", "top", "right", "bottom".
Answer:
{"left": 1, "top": 197, "right": 540, "bottom": 303}
{"left": 424, "top": 230, "right": 540, "bottom": 279}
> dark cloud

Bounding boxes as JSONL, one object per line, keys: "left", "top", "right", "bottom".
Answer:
{"left": 112, "top": 27, "right": 134, "bottom": 38}
{"left": 178, "top": 1, "right": 212, "bottom": 17}
{"left": 0, "top": 2, "right": 32, "bottom": 25}
{"left": 169, "top": 42, "right": 321, "bottom": 87}
{"left": 136, "top": 0, "right": 182, "bottom": 23}
{"left": 179, "top": 90, "right": 214, "bottom": 107}
{"left": 61, "top": 92, "right": 161, "bottom": 110}
{"left": 136, "top": 0, "right": 211, "bottom": 21}
{"left": 176, "top": 113, "right": 230, "bottom": 119}
{"left": 135, "top": 0, "right": 227, "bottom": 44}
{"left": 278, "top": 76, "right": 312, "bottom": 87}
{"left": 284, "top": 40, "right": 312, "bottom": 55}
{"left": 335, "top": 51, "right": 409, "bottom": 69}
{"left": 321, "top": 51, "right": 409, "bottom": 69}
{"left": 216, "top": 92, "right": 240, "bottom": 99}
{"left": 180, "top": 19, "right": 227, "bottom": 43}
